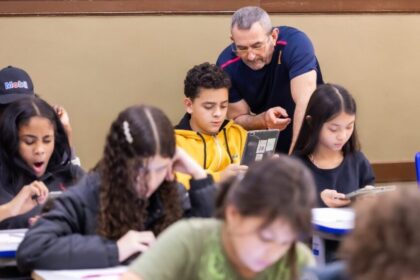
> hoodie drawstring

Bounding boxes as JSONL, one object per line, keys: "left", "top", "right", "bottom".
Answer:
{"left": 196, "top": 128, "right": 234, "bottom": 170}
{"left": 222, "top": 128, "right": 233, "bottom": 164}
{"left": 196, "top": 132, "right": 207, "bottom": 169}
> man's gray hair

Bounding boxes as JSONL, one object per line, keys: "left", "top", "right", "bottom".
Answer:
{"left": 231, "top": 6, "right": 272, "bottom": 32}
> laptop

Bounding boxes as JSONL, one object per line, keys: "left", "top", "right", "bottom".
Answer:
{"left": 240, "top": 129, "right": 280, "bottom": 165}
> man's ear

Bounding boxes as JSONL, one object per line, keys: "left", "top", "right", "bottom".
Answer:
{"left": 271, "top": 27, "right": 279, "bottom": 45}
{"left": 184, "top": 98, "right": 193, "bottom": 114}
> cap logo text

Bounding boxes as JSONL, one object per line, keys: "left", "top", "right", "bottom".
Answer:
{"left": 4, "top": 81, "right": 29, "bottom": 90}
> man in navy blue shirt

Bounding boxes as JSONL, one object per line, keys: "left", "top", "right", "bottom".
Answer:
{"left": 217, "top": 6, "right": 323, "bottom": 153}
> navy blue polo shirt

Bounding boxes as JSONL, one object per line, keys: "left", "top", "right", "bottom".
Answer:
{"left": 217, "top": 26, "right": 323, "bottom": 153}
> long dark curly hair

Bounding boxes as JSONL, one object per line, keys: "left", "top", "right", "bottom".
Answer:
{"left": 96, "top": 105, "right": 183, "bottom": 240}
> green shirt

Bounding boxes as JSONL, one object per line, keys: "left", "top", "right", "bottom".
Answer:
{"left": 129, "top": 218, "right": 315, "bottom": 280}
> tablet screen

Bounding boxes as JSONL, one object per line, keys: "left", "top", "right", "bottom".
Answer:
{"left": 240, "top": 129, "right": 280, "bottom": 165}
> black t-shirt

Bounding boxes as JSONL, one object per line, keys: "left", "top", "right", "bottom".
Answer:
{"left": 296, "top": 151, "right": 375, "bottom": 207}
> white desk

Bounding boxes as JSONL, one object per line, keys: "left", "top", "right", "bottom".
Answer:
{"left": 0, "top": 229, "right": 28, "bottom": 279}
{"left": 311, "top": 208, "right": 354, "bottom": 266}
{"left": 32, "top": 266, "right": 127, "bottom": 280}
{"left": 0, "top": 229, "right": 26, "bottom": 259}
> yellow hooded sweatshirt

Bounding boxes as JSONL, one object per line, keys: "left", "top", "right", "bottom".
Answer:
{"left": 175, "top": 113, "right": 247, "bottom": 189}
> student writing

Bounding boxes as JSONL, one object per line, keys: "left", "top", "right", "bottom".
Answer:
{"left": 17, "top": 105, "right": 215, "bottom": 272}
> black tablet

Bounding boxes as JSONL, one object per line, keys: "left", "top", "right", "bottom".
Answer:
{"left": 240, "top": 129, "right": 280, "bottom": 165}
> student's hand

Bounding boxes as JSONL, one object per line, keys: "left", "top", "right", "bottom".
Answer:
{"left": 117, "top": 230, "right": 156, "bottom": 262}
{"left": 320, "top": 189, "right": 351, "bottom": 208}
{"left": 120, "top": 271, "right": 143, "bottom": 280}
{"left": 220, "top": 164, "right": 248, "bottom": 182}
{"left": 28, "top": 215, "right": 41, "bottom": 226}
{"left": 54, "top": 105, "right": 71, "bottom": 130}
{"left": 170, "top": 147, "right": 207, "bottom": 180}
{"left": 54, "top": 105, "right": 73, "bottom": 144}
{"left": 264, "top": 107, "right": 291, "bottom": 130}
{"left": 7, "top": 181, "right": 49, "bottom": 218}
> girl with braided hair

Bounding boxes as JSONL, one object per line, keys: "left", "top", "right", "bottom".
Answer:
{"left": 17, "top": 105, "right": 215, "bottom": 272}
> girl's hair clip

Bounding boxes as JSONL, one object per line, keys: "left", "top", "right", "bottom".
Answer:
{"left": 122, "top": 120, "right": 134, "bottom": 144}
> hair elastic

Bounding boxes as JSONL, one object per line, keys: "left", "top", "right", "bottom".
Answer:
{"left": 122, "top": 120, "right": 134, "bottom": 144}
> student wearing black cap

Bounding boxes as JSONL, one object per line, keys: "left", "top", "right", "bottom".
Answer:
{"left": 0, "top": 66, "right": 74, "bottom": 143}
{"left": 0, "top": 67, "right": 84, "bottom": 228}
{"left": 0, "top": 65, "right": 80, "bottom": 162}
{"left": 0, "top": 96, "right": 85, "bottom": 228}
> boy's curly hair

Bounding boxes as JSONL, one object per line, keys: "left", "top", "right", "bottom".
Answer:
{"left": 184, "top": 62, "right": 231, "bottom": 100}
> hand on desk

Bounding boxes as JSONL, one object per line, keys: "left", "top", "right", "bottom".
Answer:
{"left": 117, "top": 230, "right": 156, "bottom": 262}
{"left": 321, "top": 189, "right": 351, "bottom": 208}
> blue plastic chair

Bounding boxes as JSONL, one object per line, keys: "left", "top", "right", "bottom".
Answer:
{"left": 415, "top": 152, "right": 420, "bottom": 187}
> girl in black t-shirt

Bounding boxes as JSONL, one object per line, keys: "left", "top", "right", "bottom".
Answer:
{"left": 293, "top": 83, "right": 375, "bottom": 208}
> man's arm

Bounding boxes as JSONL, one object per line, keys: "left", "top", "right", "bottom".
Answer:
{"left": 227, "top": 100, "right": 265, "bottom": 130}
{"left": 289, "top": 70, "right": 317, "bottom": 154}
{"left": 228, "top": 100, "right": 290, "bottom": 131}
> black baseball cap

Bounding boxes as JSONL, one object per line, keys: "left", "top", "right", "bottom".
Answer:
{"left": 0, "top": 66, "right": 35, "bottom": 104}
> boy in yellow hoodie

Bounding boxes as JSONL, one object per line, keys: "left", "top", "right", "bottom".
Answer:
{"left": 175, "top": 63, "right": 248, "bottom": 188}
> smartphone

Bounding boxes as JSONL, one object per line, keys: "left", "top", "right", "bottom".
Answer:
{"left": 48, "top": 191, "right": 63, "bottom": 199}
{"left": 32, "top": 191, "right": 62, "bottom": 201}
{"left": 344, "top": 186, "right": 396, "bottom": 199}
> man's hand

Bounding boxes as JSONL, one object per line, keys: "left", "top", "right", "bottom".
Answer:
{"left": 263, "top": 107, "right": 291, "bottom": 130}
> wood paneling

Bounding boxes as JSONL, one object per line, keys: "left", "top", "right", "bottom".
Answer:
{"left": 261, "top": 0, "right": 420, "bottom": 13}
{"left": 0, "top": 0, "right": 257, "bottom": 16}
{"left": 1, "top": 0, "right": 420, "bottom": 16}
{"left": 372, "top": 162, "right": 416, "bottom": 183}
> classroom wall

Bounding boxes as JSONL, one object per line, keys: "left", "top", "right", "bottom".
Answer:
{"left": 0, "top": 14, "right": 419, "bottom": 169}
